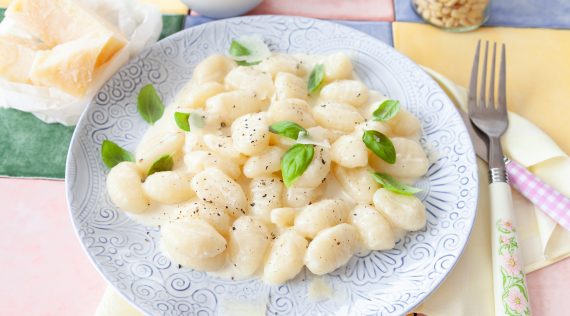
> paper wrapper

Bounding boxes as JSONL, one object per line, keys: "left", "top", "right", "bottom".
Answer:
{"left": 0, "top": 0, "right": 162, "bottom": 126}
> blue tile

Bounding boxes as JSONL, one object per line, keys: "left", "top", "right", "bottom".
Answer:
{"left": 185, "top": 16, "right": 394, "bottom": 46}
{"left": 395, "top": 0, "right": 570, "bottom": 29}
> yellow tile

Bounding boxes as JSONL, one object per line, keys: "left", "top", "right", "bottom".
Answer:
{"left": 0, "top": 0, "right": 10, "bottom": 9}
{"left": 393, "top": 22, "right": 570, "bottom": 154}
{"left": 139, "top": 0, "right": 188, "bottom": 14}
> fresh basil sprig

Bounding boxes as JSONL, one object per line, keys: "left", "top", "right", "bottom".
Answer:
{"left": 101, "top": 140, "right": 134, "bottom": 168}
{"left": 308, "top": 64, "right": 325, "bottom": 94}
{"left": 229, "top": 40, "right": 251, "bottom": 58}
{"left": 174, "top": 112, "right": 191, "bottom": 132}
{"left": 373, "top": 99, "right": 400, "bottom": 121}
{"left": 281, "top": 144, "right": 314, "bottom": 187}
{"left": 137, "top": 84, "right": 164, "bottom": 125}
{"left": 371, "top": 172, "right": 422, "bottom": 195}
{"left": 147, "top": 155, "right": 174, "bottom": 176}
{"left": 269, "top": 121, "right": 307, "bottom": 140}
{"left": 362, "top": 130, "right": 396, "bottom": 164}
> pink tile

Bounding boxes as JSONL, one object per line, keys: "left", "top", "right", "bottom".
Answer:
{"left": 250, "top": 0, "right": 394, "bottom": 21}
{"left": 527, "top": 257, "right": 570, "bottom": 314}
{"left": 0, "top": 178, "right": 105, "bottom": 316}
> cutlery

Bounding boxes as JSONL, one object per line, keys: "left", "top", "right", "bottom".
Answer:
{"left": 468, "top": 41, "right": 531, "bottom": 316}
{"left": 457, "top": 109, "right": 570, "bottom": 231}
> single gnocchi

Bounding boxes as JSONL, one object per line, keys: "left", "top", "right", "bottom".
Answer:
{"left": 369, "top": 137, "right": 430, "bottom": 179}
{"left": 248, "top": 176, "right": 283, "bottom": 222}
{"left": 320, "top": 80, "right": 369, "bottom": 107}
{"left": 348, "top": 204, "right": 395, "bottom": 250}
{"left": 107, "top": 162, "right": 149, "bottom": 213}
{"left": 274, "top": 72, "right": 308, "bottom": 101}
{"left": 206, "top": 90, "right": 268, "bottom": 124}
{"left": 161, "top": 219, "right": 226, "bottom": 258}
{"left": 231, "top": 112, "right": 270, "bottom": 156}
{"left": 257, "top": 54, "right": 305, "bottom": 77}
{"left": 330, "top": 134, "right": 368, "bottom": 168}
{"left": 373, "top": 188, "right": 426, "bottom": 231}
{"left": 191, "top": 168, "right": 248, "bottom": 217}
{"left": 267, "top": 98, "right": 316, "bottom": 127}
{"left": 225, "top": 66, "right": 274, "bottom": 100}
{"left": 313, "top": 102, "right": 364, "bottom": 133}
{"left": 263, "top": 230, "right": 308, "bottom": 284}
{"left": 333, "top": 165, "right": 380, "bottom": 204}
{"left": 242, "top": 146, "right": 284, "bottom": 178}
{"left": 304, "top": 223, "right": 359, "bottom": 275}
{"left": 192, "top": 54, "right": 236, "bottom": 84}
{"left": 226, "top": 216, "right": 271, "bottom": 279}
{"left": 294, "top": 199, "right": 350, "bottom": 239}
{"left": 142, "top": 171, "right": 194, "bottom": 204}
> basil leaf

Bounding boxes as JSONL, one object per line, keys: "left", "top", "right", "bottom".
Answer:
{"left": 236, "top": 60, "right": 261, "bottom": 66}
{"left": 269, "top": 121, "right": 307, "bottom": 140}
{"left": 371, "top": 172, "right": 422, "bottom": 195}
{"left": 281, "top": 144, "right": 314, "bottom": 187}
{"left": 373, "top": 99, "right": 400, "bottom": 121}
{"left": 174, "top": 112, "right": 191, "bottom": 132}
{"left": 147, "top": 155, "right": 174, "bottom": 176}
{"left": 229, "top": 40, "right": 251, "bottom": 57}
{"left": 307, "top": 64, "right": 325, "bottom": 94}
{"left": 101, "top": 140, "right": 134, "bottom": 169}
{"left": 362, "top": 130, "right": 396, "bottom": 164}
{"left": 137, "top": 84, "right": 164, "bottom": 125}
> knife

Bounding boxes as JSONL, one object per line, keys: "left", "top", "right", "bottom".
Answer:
{"left": 458, "top": 107, "right": 570, "bottom": 231}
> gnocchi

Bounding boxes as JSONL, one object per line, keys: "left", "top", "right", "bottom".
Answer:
{"left": 105, "top": 49, "right": 430, "bottom": 285}
{"left": 313, "top": 102, "right": 364, "bottom": 133}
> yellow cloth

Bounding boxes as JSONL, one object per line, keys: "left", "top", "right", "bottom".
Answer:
{"left": 393, "top": 22, "right": 570, "bottom": 155}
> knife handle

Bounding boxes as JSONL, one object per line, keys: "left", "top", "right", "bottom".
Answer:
{"left": 489, "top": 181, "right": 531, "bottom": 316}
{"left": 506, "top": 159, "right": 570, "bottom": 230}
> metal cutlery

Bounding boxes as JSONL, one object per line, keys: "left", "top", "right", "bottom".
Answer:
{"left": 468, "top": 41, "right": 531, "bottom": 316}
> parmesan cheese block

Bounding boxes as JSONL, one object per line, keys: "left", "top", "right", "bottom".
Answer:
{"left": 29, "top": 37, "right": 106, "bottom": 96}
{"left": 6, "top": 0, "right": 127, "bottom": 66}
{"left": 0, "top": 36, "right": 37, "bottom": 83}
{"left": 2, "top": 0, "right": 129, "bottom": 96}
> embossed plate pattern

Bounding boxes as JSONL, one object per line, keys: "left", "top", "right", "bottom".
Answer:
{"left": 66, "top": 16, "right": 478, "bottom": 316}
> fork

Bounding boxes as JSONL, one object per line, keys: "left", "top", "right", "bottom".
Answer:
{"left": 468, "top": 41, "right": 532, "bottom": 316}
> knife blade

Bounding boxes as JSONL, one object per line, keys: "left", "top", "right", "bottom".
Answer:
{"left": 457, "top": 107, "right": 489, "bottom": 162}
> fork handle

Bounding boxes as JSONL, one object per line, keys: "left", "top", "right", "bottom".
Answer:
{"left": 506, "top": 159, "right": 570, "bottom": 231}
{"left": 490, "top": 181, "right": 531, "bottom": 316}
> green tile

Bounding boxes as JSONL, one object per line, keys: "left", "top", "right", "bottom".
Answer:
{"left": 0, "top": 8, "right": 5, "bottom": 22}
{"left": 0, "top": 108, "right": 74, "bottom": 178}
{"left": 160, "top": 14, "right": 186, "bottom": 39}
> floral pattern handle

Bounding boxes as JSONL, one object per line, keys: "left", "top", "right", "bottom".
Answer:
{"left": 496, "top": 219, "right": 531, "bottom": 315}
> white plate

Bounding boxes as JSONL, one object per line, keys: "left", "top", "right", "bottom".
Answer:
{"left": 66, "top": 16, "right": 478, "bottom": 315}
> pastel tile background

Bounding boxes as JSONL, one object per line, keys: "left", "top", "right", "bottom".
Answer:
{"left": 1, "top": 0, "right": 570, "bottom": 315}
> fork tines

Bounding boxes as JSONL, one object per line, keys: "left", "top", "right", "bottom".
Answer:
{"left": 468, "top": 40, "right": 507, "bottom": 113}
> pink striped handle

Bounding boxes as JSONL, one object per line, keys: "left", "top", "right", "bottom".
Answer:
{"left": 507, "top": 159, "right": 570, "bottom": 231}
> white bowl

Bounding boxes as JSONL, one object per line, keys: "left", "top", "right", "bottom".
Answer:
{"left": 181, "top": 0, "right": 263, "bottom": 19}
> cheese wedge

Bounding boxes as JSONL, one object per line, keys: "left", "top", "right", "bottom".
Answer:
{"left": 29, "top": 36, "right": 111, "bottom": 96}
{"left": 6, "top": 0, "right": 127, "bottom": 66}
{"left": 0, "top": 36, "right": 38, "bottom": 83}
